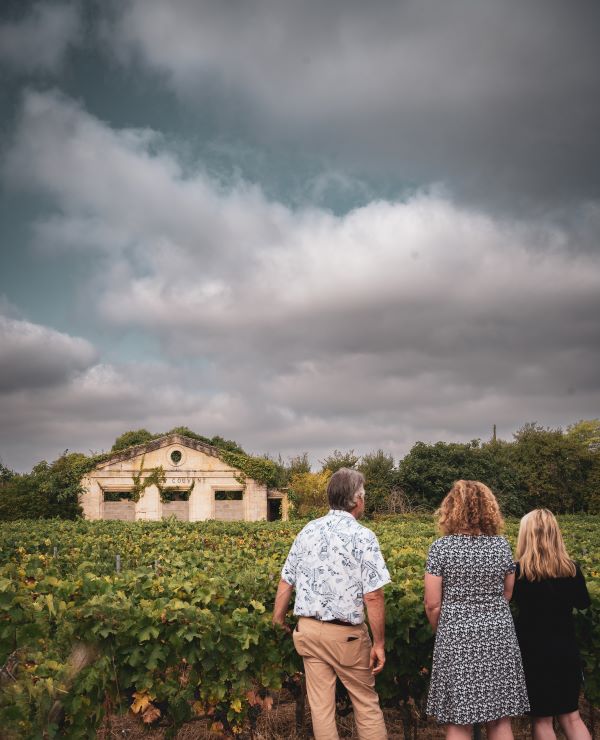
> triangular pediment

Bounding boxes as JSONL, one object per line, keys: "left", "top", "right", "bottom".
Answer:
{"left": 93, "top": 434, "right": 221, "bottom": 470}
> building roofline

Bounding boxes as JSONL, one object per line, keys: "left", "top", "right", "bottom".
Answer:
{"left": 93, "top": 433, "right": 221, "bottom": 469}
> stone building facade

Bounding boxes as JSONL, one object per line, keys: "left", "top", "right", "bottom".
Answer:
{"left": 80, "top": 434, "right": 288, "bottom": 522}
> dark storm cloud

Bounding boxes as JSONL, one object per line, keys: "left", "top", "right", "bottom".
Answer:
{"left": 2, "top": 89, "right": 599, "bottom": 473}
{"left": 0, "top": 2, "right": 81, "bottom": 73}
{"left": 0, "top": 313, "right": 97, "bottom": 392}
{"left": 107, "top": 0, "right": 600, "bottom": 211}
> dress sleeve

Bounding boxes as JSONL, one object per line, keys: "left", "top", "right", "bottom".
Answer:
{"left": 501, "top": 537, "right": 516, "bottom": 574}
{"left": 426, "top": 539, "right": 444, "bottom": 576}
{"left": 281, "top": 535, "right": 302, "bottom": 586}
{"left": 361, "top": 531, "right": 392, "bottom": 594}
{"left": 572, "top": 563, "right": 592, "bottom": 610}
{"left": 510, "top": 562, "right": 521, "bottom": 602}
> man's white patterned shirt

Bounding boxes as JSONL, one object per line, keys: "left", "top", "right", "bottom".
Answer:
{"left": 281, "top": 509, "right": 391, "bottom": 624}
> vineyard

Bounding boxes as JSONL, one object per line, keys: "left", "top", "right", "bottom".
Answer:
{"left": 0, "top": 516, "right": 598, "bottom": 738}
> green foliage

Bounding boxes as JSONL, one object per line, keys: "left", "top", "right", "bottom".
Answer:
{"left": 511, "top": 423, "right": 595, "bottom": 513}
{"left": 0, "top": 452, "right": 85, "bottom": 521}
{"left": 399, "top": 439, "right": 525, "bottom": 516}
{"left": 4, "top": 419, "right": 600, "bottom": 524}
{"left": 0, "top": 516, "right": 597, "bottom": 738}
{"left": 399, "top": 440, "right": 488, "bottom": 507}
{"left": 208, "top": 435, "right": 246, "bottom": 454}
{"left": 0, "top": 474, "right": 49, "bottom": 520}
{"left": 287, "top": 453, "right": 311, "bottom": 477}
{"left": 320, "top": 449, "right": 359, "bottom": 473}
{"left": 130, "top": 456, "right": 166, "bottom": 503}
{"left": 111, "top": 427, "right": 246, "bottom": 456}
{"left": 566, "top": 419, "right": 600, "bottom": 448}
{"left": 165, "top": 427, "right": 246, "bottom": 454}
{"left": 396, "top": 423, "right": 600, "bottom": 516}
{"left": 259, "top": 453, "right": 310, "bottom": 491}
{"left": 358, "top": 449, "right": 396, "bottom": 516}
{"left": 219, "top": 450, "right": 282, "bottom": 489}
{"left": 0, "top": 461, "right": 14, "bottom": 484}
{"left": 287, "top": 470, "right": 331, "bottom": 517}
{"left": 111, "top": 429, "right": 157, "bottom": 452}
{"left": 165, "top": 426, "right": 213, "bottom": 445}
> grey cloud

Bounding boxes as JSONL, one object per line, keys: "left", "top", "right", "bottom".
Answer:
{"left": 2, "top": 90, "right": 600, "bottom": 472}
{"left": 0, "top": 314, "right": 97, "bottom": 392}
{"left": 4, "top": 89, "right": 291, "bottom": 279}
{"left": 106, "top": 0, "right": 600, "bottom": 211}
{"left": 0, "top": 3, "right": 81, "bottom": 73}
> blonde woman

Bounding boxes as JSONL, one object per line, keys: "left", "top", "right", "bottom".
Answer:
{"left": 424, "top": 480, "right": 529, "bottom": 740}
{"left": 512, "top": 509, "right": 591, "bottom": 740}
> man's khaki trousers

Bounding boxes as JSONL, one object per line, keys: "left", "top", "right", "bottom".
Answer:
{"left": 292, "top": 617, "right": 388, "bottom": 740}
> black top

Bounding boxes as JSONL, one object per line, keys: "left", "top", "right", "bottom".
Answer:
{"left": 512, "top": 561, "right": 591, "bottom": 659}
{"left": 511, "top": 561, "right": 591, "bottom": 716}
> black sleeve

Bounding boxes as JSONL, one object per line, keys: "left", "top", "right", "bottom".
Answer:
{"left": 572, "top": 563, "right": 591, "bottom": 610}
{"left": 510, "top": 562, "right": 522, "bottom": 604}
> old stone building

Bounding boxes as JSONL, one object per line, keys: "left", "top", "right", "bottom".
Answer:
{"left": 80, "top": 433, "right": 288, "bottom": 522}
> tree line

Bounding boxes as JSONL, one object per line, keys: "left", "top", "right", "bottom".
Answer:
{"left": 1, "top": 420, "right": 599, "bottom": 521}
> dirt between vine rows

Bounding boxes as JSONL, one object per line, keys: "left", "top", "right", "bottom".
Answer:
{"left": 97, "top": 693, "right": 599, "bottom": 739}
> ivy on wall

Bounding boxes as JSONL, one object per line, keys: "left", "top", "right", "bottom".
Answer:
{"left": 219, "top": 450, "right": 281, "bottom": 489}
{"left": 160, "top": 479, "right": 195, "bottom": 502}
{"left": 131, "top": 457, "right": 165, "bottom": 503}
{"left": 132, "top": 457, "right": 197, "bottom": 503}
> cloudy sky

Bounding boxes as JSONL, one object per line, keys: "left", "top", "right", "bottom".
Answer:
{"left": 1, "top": 0, "right": 599, "bottom": 472}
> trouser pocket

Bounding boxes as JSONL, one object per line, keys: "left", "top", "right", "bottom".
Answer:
{"left": 292, "top": 628, "right": 311, "bottom": 657}
{"left": 332, "top": 633, "right": 367, "bottom": 667}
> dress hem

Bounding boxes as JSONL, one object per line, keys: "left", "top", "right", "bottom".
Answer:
{"left": 428, "top": 707, "right": 531, "bottom": 726}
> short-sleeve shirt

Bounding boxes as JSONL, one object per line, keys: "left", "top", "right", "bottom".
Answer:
{"left": 425, "top": 534, "right": 515, "bottom": 605}
{"left": 281, "top": 509, "right": 391, "bottom": 624}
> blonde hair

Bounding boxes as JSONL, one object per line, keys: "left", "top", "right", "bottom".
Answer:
{"left": 436, "top": 480, "right": 504, "bottom": 536}
{"left": 516, "top": 509, "right": 576, "bottom": 581}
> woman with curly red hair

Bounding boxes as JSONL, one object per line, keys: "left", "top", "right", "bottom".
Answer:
{"left": 424, "top": 480, "right": 529, "bottom": 739}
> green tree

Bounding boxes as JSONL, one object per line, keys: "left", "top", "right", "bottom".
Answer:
{"left": 0, "top": 460, "right": 14, "bottom": 484}
{"left": 208, "top": 435, "right": 246, "bottom": 454}
{"left": 288, "top": 470, "right": 331, "bottom": 518}
{"left": 320, "top": 449, "right": 359, "bottom": 473}
{"left": 358, "top": 450, "right": 396, "bottom": 516}
{"left": 0, "top": 451, "right": 85, "bottom": 520}
{"left": 397, "top": 439, "right": 526, "bottom": 515}
{"left": 287, "top": 453, "right": 311, "bottom": 477}
{"left": 511, "top": 423, "right": 594, "bottom": 513}
{"left": 111, "top": 429, "right": 156, "bottom": 452}
{"left": 165, "top": 426, "right": 212, "bottom": 444}
{"left": 566, "top": 419, "right": 600, "bottom": 449}
{"left": 165, "top": 427, "right": 246, "bottom": 454}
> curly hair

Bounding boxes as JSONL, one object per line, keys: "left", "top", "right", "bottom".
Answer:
{"left": 436, "top": 480, "right": 504, "bottom": 536}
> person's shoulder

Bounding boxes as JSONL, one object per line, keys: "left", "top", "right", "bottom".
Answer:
{"left": 297, "top": 514, "right": 328, "bottom": 537}
{"left": 570, "top": 560, "right": 585, "bottom": 578}
{"left": 352, "top": 519, "right": 378, "bottom": 540}
{"left": 428, "top": 536, "right": 448, "bottom": 550}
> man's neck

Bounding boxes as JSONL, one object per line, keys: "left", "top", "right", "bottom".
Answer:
{"left": 330, "top": 507, "right": 359, "bottom": 519}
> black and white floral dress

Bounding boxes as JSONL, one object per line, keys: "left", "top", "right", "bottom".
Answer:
{"left": 426, "top": 535, "right": 529, "bottom": 725}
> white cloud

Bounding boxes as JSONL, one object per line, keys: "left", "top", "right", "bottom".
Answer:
{"left": 0, "top": 3, "right": 81, "bottom": 73}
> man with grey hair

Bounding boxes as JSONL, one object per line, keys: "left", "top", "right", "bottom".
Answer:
{"left": 272, "top": 467, "right": 390, "bottom": 739}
